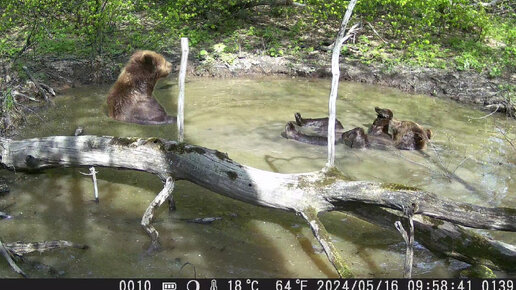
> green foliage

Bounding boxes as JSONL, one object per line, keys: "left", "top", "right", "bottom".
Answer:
{"left": 2, "top": 88, "right": 14, "bottom": 112}
{"left": 213, "top": 43, "right": 227, "bottom": 54}
{"left": 454, "top": 53, "right": 483, "bottom": 72}
{"left": 0, "top": 0, "right": 141, "bottom": 58}
{"left": 299, "top": 0, "right": 513, "bottom": 74}
{"left": 198, "top": 49, "right": 209, "bottom": 60}
{"left": 304, "top": 0, "right": 490, "bottom": 40}
{"left": 489, "top": 66, "right": 502, "bottom": 79}
{"left": 268, "top": 47, "right": 284, "bottom": 57}
{"left": 0, "top": 0, "right": 513, "bottom": 77}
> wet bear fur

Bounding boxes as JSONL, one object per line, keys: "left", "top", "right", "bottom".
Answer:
{"left": 283, "top": 107, "right": 432, "bottom": 150}
{"left": 107, "top": 50, "right": 175, "bottom": 125}
{"left": 373, "top": 107, "right": 432, "bottom": 150}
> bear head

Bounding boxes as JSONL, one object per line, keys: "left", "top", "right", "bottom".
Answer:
{"left": 125, "top": 50, "right": 172, "bottom": 80}
{"left": 342, "top": 127, "right": 369, "bottom": 149}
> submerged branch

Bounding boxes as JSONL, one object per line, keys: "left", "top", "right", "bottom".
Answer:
{"left": 0, "top": 240, "right": 26, "bottom": 278}
{"left": 141, "top": 177, "right": 175, "bottom": 251}
{"left": 0, "top": 239, "right": 88, "bottom": 277}
{"left": 300, "top": 209, "right": 353, "bottom": 278}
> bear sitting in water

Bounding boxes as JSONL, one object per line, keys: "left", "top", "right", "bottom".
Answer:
{"left": 107, "top": 50, "right": 175, "bottom": 125}
{"left": 282, "top": 107, "right": 432, "bottom": 150}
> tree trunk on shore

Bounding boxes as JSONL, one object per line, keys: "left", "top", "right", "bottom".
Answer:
{"left": 1, "top": 136, "right": 516, "bottom": 275}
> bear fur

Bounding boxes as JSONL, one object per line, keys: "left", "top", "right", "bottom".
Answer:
{"left": 107, "top": 50, "right": 175, "bottom": 125}
{"left": 294, "top": 112, "right": 344, "bottom": 133}
{"left": 283, "top": 107, "right": 432, "bottom": 150}
{"left": 373, "top": 107, "right": 432, "bottom": 150}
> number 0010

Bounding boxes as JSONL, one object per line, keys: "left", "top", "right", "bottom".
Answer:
{"left": 119, "top": 280, "right": 151, "bottom": 290}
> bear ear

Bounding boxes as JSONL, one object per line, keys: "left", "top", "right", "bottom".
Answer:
{"left": 375, "top": 107, "right": 393, "bottom": 119}
{"left": 140, "top": 52, "right": 155, "bottom": 68}
{"left": 426, "top": 129, "right": 432, "bottom": 139}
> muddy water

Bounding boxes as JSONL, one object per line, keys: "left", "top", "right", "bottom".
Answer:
{"left": 1, "top": 77, "right": 515, "bottom": 278}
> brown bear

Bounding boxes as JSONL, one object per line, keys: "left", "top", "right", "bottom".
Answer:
{"left": 283, "top": 107, "right": 432, "bottom": 150}
{"left": 107, "top": 50, "right": 175, "bottom": 125}
{"left": 373, "top": 107, "right": 432, "bottom": 150}
{"left": 294, "top": 112, "right": 344, "bottom": 134}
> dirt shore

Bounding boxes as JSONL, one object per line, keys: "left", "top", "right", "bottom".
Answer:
{"left": 1, "top": 51, "right": 514, "bottom": 137}
{"left": 22, "top": 52, "right": 516, "bottom": 113}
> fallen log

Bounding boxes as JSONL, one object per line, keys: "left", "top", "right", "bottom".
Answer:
{"left": 341, "top": 204, "right": 516, "bottom": 272}
{"left": 0, "top": 239, "right": 88, "bottom": 277}
{"left": 1, "top": 135, "right": 515, "bottom": 276}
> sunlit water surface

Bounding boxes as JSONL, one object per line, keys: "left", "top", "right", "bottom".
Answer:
{"left": 1, "top": 77, "right": 515, "bottom": 278}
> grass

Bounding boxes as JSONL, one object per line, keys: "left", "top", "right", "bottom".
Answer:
{"left": 1, "top": 4, "right": 514, "bottom": 79}
{"left": 180, "top": 6, "right": 514, "bottom": 79}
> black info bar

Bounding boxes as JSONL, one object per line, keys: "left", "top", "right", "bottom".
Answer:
{"left": 0, "top": 278, "right": 514, "bottom": 290}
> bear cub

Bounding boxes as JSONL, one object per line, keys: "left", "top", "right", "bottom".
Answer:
{"left": 107, "top": 50, "right": 175, "bottom": 125}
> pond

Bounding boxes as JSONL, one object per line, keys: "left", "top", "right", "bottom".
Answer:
{"left": 0, "top": 77, "right": 515, "bottom": 278}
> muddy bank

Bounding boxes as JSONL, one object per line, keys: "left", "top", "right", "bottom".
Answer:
{"left": 2, "top": 51, "right": 514, "bottom": 137}
{"left": 193, "top": 53, "right": 515, "bottom": 117}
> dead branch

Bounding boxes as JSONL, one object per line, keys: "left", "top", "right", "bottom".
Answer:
{"left": 395, "top": 204, "right": 416, "bottom": 278}
{"left": 301, "top": 208, "right": 352, "bottom": 277}
{"left": 0, "top": 211, "right": 12, "bottom": 219}
{"left": 79, "top": 167, "right": 99, "bottom": 203}
{"left": 141, "top": 177, "right": 175, "bottom": 251}
{"left": 239, "top": 0, "right": 305, "bottom": 9}
{"left": 177, "top": 38, "right": 189, "bottom": 142}
{"left": 366, "top": 22, "right": 387, "bottom": 43}
{"left": 342, "top": 204, "right": 516, "bottom": 271}
{"left": 469, "top": 104, "right": 500, "bottom": 120}
{"left": 3, "top": 240, "right": 88, "bottom": 256}
{"left": 39, "top": 83, "right": 56, "bottom": 97}
{"left": 0, "top": 240, "right": 26, "bottom": 278}
{"left": 0, "top": 239, "right": 88, "bottom": 277}
{"left": 11, "top": 90, "right": 39, "bottom": 102}
{"left": 22, "top": 66, "right": 49, "bottom": 102}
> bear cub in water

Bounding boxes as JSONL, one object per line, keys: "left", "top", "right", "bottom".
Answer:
{"left": 283, "top": 107, "right": 432, "bottom": 150}
{"left": 107, "top": 50, "right": 175, "bottom": 125}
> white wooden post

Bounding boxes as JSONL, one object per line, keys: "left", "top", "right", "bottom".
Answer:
{"left": 326, "top": 0, "right": 358, "bottom": 168}
{"left": 177, "top": 37, "right": 189, "bottom": 142}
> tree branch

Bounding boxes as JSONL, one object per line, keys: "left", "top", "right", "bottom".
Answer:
{"left": 141, "top": 177, "right": 175, "bottom": 251}
{"left": 0, "top": 240, "right": 26, "bottom": 278}
{"left": 341, "top": 204, "right": 516, "bottom": 271}
{"left": 300, "top": 208, "right": 353, "bottom": 278}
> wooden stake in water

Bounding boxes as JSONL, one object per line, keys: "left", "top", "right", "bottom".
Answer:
{"left": 80, "top": 167, "right": 99, "bottom": 203}
{"left": 326, "top": 0, "right": 358, "bottom": 168}
{"left": 177, "top": 37, "right": 189, "bottom": 142}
